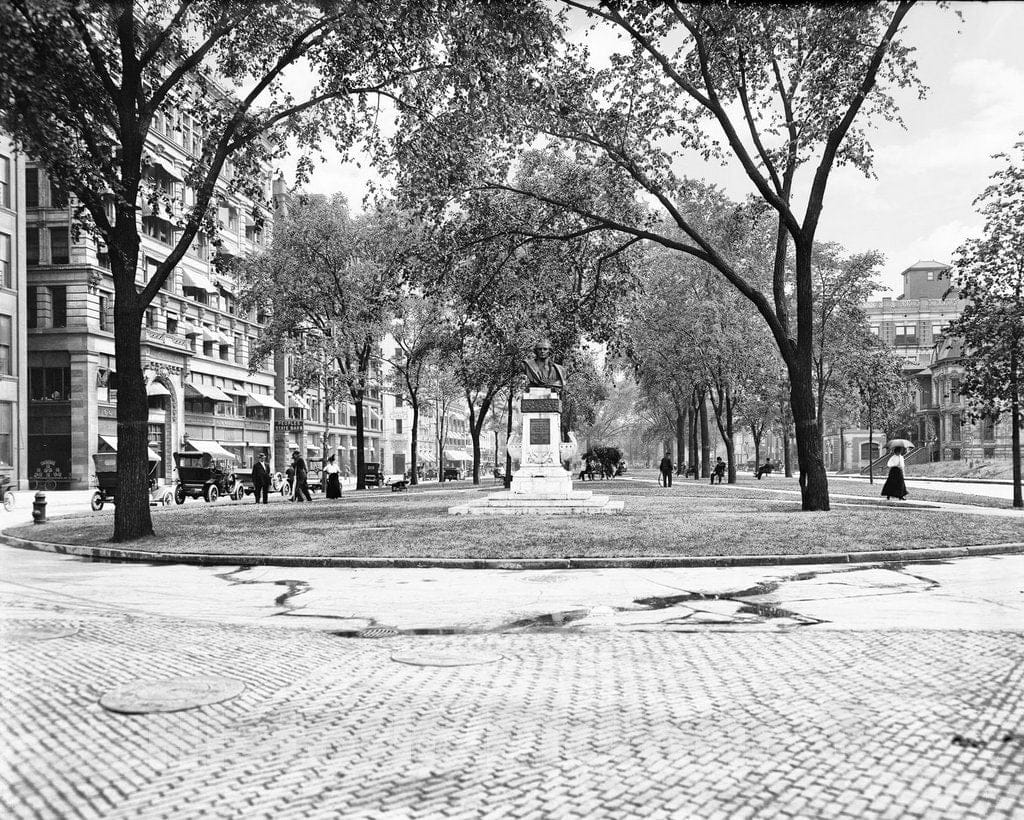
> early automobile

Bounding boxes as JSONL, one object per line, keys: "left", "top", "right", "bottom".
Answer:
{"left": 360, "top": 461, "right": 385, "bottom": 488}
{"left": 90, "top": 445, "right": 173, "bottom": 511}
{"left": 173, "top": 441, "right": 237, "bottom": 503}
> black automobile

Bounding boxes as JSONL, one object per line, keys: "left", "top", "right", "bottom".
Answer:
{"left": 173, "top": 450, "right": 236, "bottom": 503}
{"left": 360, "top": 461, "right": 385, "bottom": 487}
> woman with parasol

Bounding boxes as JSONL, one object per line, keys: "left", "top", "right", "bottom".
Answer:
{"left": 881, "top": 439, "right": 912, "bottom": 501}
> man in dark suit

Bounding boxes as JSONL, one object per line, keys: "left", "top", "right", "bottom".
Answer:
{"left": 252, "top": 452, "right": 271, "bottom": 503}
{"left": 292, "top": 450, "right": 312, "bottom": 502}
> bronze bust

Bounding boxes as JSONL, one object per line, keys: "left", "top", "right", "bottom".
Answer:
{"left": 522, "top": 339, "right": 566, "bottom": 391}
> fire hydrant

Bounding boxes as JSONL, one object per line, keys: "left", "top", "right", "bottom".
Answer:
{"left": 32, "top": 491, "right": 47, "bottom": 525}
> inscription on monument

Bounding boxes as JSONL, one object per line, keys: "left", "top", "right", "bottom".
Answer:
{"left": 529, "top": 418, "right": 551, "bottom": 445}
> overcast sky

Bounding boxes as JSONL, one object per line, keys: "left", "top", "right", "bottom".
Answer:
{"left": 281, "top": 2, "right": 1024, "bottom": 298}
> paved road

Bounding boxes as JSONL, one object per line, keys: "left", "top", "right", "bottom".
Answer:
{"left": 1, "top": 547, "right": 1022, "bottom": 818}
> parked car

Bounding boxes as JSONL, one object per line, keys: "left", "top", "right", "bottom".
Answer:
{"left": 227, "top": 466, "right": 255, "bottom": 500}
{"left": 443, "top": 467, "right": 463, "bottom": 481}
{"left": 173, "top": 450, "right": 236, "bottom": 503}
{"left": 360, "top": 462, "right": 385, "bottom": 487}
{"left": 90, "top": 446, "right": 172, "bottom": 510}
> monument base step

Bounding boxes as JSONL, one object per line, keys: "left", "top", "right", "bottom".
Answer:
{"left": 449, "top": 491, "right": 624, "bottom": 516}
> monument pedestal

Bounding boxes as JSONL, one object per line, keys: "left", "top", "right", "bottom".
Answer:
{"left": 448, "top": 388, "right": 624, "bottom": 516}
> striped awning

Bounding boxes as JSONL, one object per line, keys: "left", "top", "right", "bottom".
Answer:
{"left": 246, "top": 392, "right": 285, "bottom": 410}
{"left": 181, "top": 269, "right": 218, "bottom": 294}
{"left": 146, "top": 380, "right": 170, "bottom": 397}
{"left": 183, "top": 381, "right": 231, "bottom": 402}
{"left": 97, "top": 435, "right": 161, "bottom": 462}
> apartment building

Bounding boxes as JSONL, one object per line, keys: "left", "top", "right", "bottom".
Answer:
{"left": 0, "top": 133, "right": 28, "bottom": 488}
{"left": 25, "top": 110, "right": 281, "bottom": 489}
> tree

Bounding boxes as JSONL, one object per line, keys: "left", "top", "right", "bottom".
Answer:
{"left": 0, "top": 0, "right": 555, "bottom": 540}
{"left": 847, "top": 342, "right": 907, "bottom": 484}
{"left": 394, "top": 2, "right": 926, "bottom": 511}
{"left": 237, "top": 194, "right": 397, "bottom": 491}
{"left": 946, "top": 138, "right": 1024, "bottom": 508}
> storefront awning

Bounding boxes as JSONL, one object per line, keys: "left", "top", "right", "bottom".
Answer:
{"left": 184, "top": 381, "right": 232, "bottom": 402}
{"left": 98, "top": 435, "right": 161, "bottom": 462}
{"left": 181, "top": 269, "right": 218, "bottom": 294}
{"left": 147, "top": 159, "right": 185, "bottom": 183}
{"left": 444, "top": 449, "right": 471, "bottom": 461}
{"left": 416, "top": 451, "right": 438, "bottom": 463}
{"left": 182, "top": 439, "right": 237, "bottom": 460}
{"left": 288, "top": 394, "right": 308, "bottom": 409}
{"left": 246, "top": 392, "right": 285, "bottom": 410}
{"left": 146, "top": 380, "right": 170, "bottom": 397}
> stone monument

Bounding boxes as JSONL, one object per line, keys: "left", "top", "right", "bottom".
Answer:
{"left": 448, "top": 340, "right": 623, "bottom": 516}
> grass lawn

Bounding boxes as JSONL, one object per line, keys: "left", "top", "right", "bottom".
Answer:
{"left": 7, "top": 474, "right": 1021, "bottom": 559}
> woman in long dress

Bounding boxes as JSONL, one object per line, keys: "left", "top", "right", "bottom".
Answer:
{"left": 324, "top": 454, "right": 342, "bottom": 499}
{"left": 880, "top": 445, "right": 908, "bottom": 501}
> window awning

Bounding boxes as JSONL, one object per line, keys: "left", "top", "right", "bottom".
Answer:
{"left": 179, "top": 321, "right": 201, "bottom": 336}
{"left": 246, "top": 392, "right": 285, "bottom": 410}
{"left": 444, "top": 449, "right": 471, "bottom": 461}
{"left": 147, "top": 159, "right": 185, "bottom": 183}
{"left": 181, "top": 269, "right": 218, "bottom": 294}
{"left": 224, "top": 383, "right": 248, "bottom": 396}
{"left": 201, "top": 327, "right": 218, "bottom": 342}
{"left": 184, "top": 381, "right": 232, "bottom": 402}
{"left": 97, "top": 435, "right": 161, "bottom": 462}
{"left": 288, "top": 394, "right": 308, "bottom": 410}
{"left": 215, "top": 331, "right": 231, "bottom": 346}
{"left": 182, "top": 439, "right": 237, "bottom": 460}
{"left": 146, "top": 380, "right": 170, "bottom": 397}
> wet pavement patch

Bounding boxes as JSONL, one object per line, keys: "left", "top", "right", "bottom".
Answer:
{"left": 0, "top": 620, "right": 79, "bottom": 647}
{"left": 99, "top": 676, "right": 245, "bottom": 714}
{"left": 390, "top": 651, "right": 503, "bottom": 667}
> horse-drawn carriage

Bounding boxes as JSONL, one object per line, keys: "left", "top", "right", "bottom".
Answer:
{"left": 90, "top": 440, "right": 173, "bottom": 511}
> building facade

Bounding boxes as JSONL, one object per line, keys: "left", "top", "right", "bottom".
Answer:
{"left": 1, "top": 133, "right": 28, "bottom": 488}
{"left": 25, "top": 117, "right": 281, "bottom": 489}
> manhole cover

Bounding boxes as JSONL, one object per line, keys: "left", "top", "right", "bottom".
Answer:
{"left": 1, "top": 621, "right": 79, "bottom": 648}
{"left": 390, "top": 651, "right": 503, "bottom": 667}
{"left": 99, "top": 676, "right": 245, "bottom": 714}
{"left": 359, "top": 626, "right": 400, "bottom": 639}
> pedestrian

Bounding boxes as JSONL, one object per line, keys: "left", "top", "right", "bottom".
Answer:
{"left": 881, "top": 445, "right": 909, "bottom": 501}
{"left": 324, "top": 454, "right": 342, "bottom": 499}
{"left": 292, "top": 450, "right": 312, "bottom": 502}
{"left": 659, "top": 451, "right": 673, "bottom": 487}
{"left": 711, "top": 457, "right": 726, "bottom": 484}
{"left": 251, "top": 452, "right": 271, "bottom": 504}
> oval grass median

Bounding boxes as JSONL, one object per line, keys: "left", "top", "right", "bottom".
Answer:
{"left": 4, "top": 477, "right": 1021, "bottom": 563}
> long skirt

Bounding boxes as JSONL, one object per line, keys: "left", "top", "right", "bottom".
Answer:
{"left": 880, "top": 466, "right": 908, "bottom": 500}
{"left": 325, "top": 473, "right": 342, "bottom": 499}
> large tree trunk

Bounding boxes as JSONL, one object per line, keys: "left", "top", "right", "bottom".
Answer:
{"left": 410, "top": 398, "right": 419, "bottom": 485}
{"left": 675, "top": 405, "right": 686, "bottom": 475}
{"left": 504, "top": 380, "right": 514, "bottom": 489}
{"left": 752, "top": 422, "right": 762, "bottom": 469}
{"left": 354, "top": 394, "right": 366, "bottom": 489}
{"left": 1010, "top": 346, "right": 1021, "bottom": 508}
{"left": 699, "top": 397, "right": 710, "bottom": 478}
{"left": 839, "top": 425, "right": 846, "bottom": 471}
{"left": 111, "top": 238, "right": 153, "bottom": 542}
{"left": 689, "top": 402, "right": 698, "bottom": 478}
{"left": 788, "top": 366, "right": 830, "bottom": 509}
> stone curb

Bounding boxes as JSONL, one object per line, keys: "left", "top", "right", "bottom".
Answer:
{"left": 2, "top": 530, "right": 1022, "bottom": 569}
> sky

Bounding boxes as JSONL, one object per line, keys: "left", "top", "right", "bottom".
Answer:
{"left": 281, "top": 2, "right": 1024, "bottom": 298}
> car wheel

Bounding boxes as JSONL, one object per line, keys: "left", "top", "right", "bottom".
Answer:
{"left": 281, "top": 481, "right": 291, "bottom": 497}
{"left": 204, "top": 484, "right": 219, "bottom": 503}
{"left": 90, "top": 492, "right": 104, "bottom": 511}
{"left": 175, "top": 484, "right": 187, "bottom": 505}
{"left": 2, "top": 490, "right": 14, "bottom": 512}
{"left": 160, "top": 491, "right": 173, "bottom": 506}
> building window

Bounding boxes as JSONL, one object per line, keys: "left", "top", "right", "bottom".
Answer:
{"left": 166, "top": 314, "right": 178, "bottom": 335}
{"left": 0, "top": 315, "right": 11, "bottom": 375}
{"left": 30, "top": 366, "right": 71, "bottom": 401}
{"left": 144, "top": 308, "right": 155, "bottom": 328}
{"left": 982, "top": 418, "right": 996, "bottom": 442}
{"left": 950, "top": 413, "right": 961, "bottom": 441}
{"left": 203, "top": 340, "right": 214, "bottom": 357}
{"left": 894, "top": 324, "right": 918, "bottom": 347}
{"left": 98, "top": 294, "right": 110, "bottom": 331}
{"left": 395, "top": 418, "right": 403, "bottom": 435}
{"left": 27, "top": 228, "right": 39, "bottom": 266}
{"left": 234, "top": 335, "right": 242, "bottom": 364}
{"left": 926, "top": 271, "right": 934, "bottom": 281}
{"left": 51, "top": 286, "right": 67, "bottom": 327}
{"left": 25, "top": 168, "right": 39, "bottom": 208}
{"left": 142, "top": 216, "right": 173, "bottom": 245}
{"left": 219, "top": 343, "right": 229, "bottom": 361}
{"left": 395, "top": 394, "right": 404, "bottom": 407}
{"left": 96, "top": 368, "right": 117, "bottom": 403}
{"left": 0, "top": 232, "right": 10, "bottom": 288}
{"left": 50, "top": 180, "right": 68, "bottom": 209}
{"left": 931, "top": 323, "right": 946, "bottom": 337}
{"left": 0, "top": 155, "right": 9, "bottom": 208}
{"left": 0, "top": 401, "right": 11, "bottom": 467}
{"left": 50, "top": 227, "right": 70, "bottom": 264}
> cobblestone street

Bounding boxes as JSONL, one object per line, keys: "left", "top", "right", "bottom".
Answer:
{"left": 2, "top": 555, "right": 1022, "bottom": 818}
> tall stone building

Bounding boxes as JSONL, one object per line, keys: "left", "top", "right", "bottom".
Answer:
{"left": 0, "top": 133, "right": 28, "bottom": 488}
{"left": 25, "top": 117, "right": 281, "bottom": 489}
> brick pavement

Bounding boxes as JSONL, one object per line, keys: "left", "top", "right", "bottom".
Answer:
{"left": 1, "top": 593, "right": 1022, "bottom": 819}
